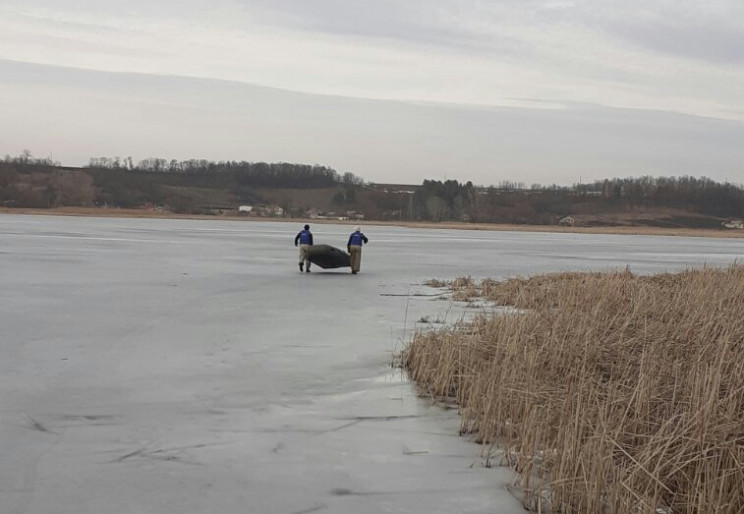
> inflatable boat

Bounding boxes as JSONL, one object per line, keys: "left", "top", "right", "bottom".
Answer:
{"left": 306, "top": 244, "right": 351, "bottom": 269}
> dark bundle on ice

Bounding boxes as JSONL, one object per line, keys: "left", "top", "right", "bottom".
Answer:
{"left": 306, "top": 245, "right": 351, "bottom": 269}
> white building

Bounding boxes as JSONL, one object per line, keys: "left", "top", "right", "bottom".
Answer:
{"left": 722, "top": 220, "right": 744, "bottom": 229}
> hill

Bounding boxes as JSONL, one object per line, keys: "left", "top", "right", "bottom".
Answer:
{"left": 1, "top": 155, "right": 743, "bottom": 230}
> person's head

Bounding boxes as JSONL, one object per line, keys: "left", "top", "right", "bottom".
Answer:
{"left": 354, "top": 226, "right": 361, "bottom": 232}
{"left": 304, "top": 224, "right": 310, "bottom": 230}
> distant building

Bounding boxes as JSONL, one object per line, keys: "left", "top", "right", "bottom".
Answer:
{"left": 141, "top": 202, "right": 164, "bottom": 211}
{"left": 559, "top": 216, "right": 575, "bottom": 226}
{"left": 239, "top": 205, "right": 284, "bottom": 217}
{"left": 206, "top": 206, "right": 234, "bottom": 215}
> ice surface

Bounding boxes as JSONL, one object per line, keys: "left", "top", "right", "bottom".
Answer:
{"left": 1, "top": 215, "right": 742, "bottom": 514}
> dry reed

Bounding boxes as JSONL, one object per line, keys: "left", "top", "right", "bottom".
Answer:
{"left": 403, "top": 266, "right": 744, "bottom": 513}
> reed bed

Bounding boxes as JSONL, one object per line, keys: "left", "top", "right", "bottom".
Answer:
{"left": 403, "top": 266, "right": 744, "bottom": 513}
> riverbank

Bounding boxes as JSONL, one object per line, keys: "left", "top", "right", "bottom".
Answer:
{"left": 404, "top": 268, "right": 744, "bottom": 513}
{"left": 2, "top": 206, "right": 743, "bottom": 239}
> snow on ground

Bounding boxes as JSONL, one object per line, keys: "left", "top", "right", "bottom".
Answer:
{"left": 1, "top": 215, "right": 742, "bottom": 514}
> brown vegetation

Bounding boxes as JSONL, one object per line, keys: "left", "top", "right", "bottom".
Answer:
{"left": 0, "top": 167, "right": 94, "bottom": 208}
{"left": 4, "top": 156, "right": 744, "bottom": 229}
{"left": 404, "top": 267, "right": 744, "bottom": 513}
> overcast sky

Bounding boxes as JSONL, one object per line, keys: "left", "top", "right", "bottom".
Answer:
{"left": 1, "top": 0, "right": 742, "bottom": 185}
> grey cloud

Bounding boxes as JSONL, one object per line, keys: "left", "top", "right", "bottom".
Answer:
{"left": 14, "top": 0, "right": 211, "bottom": 18}
{"left": 601, "top": 21, "right": 744, "bottom": 65}
{"left": 571, "top": 0, "right": 744, "bottom": 64}
{"left": 15, "top": 0, "right": 743, "bottom": 66}
{"left": 235, "top": 0, "right": 532, "bottom": 56}
{"left": 236, "top": 0, "right": 744, "bottom": 66}
{"left": 10, "top": 0, "right": 534, "bottom": 58}
{"left": 2, "top": 60, "right": 742, "bottom": 186}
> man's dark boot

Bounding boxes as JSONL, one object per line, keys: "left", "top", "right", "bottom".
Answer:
{"left": 306, "top": 266, "right": 311, "bottom": 273}
{"left": 299, "top": 262, "right": 303, "bottom": 272}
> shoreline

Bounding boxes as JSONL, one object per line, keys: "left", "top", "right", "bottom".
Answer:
{"left": 2, "top": 206, "right": 743, "bottom": 239}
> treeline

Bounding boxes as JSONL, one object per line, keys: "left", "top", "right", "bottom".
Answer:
{"left": 412, "top": 180, "right": 478, "bottom": 221}
{"left": 582, "top": 176, "right": 744, "bottom": 218}
{"left": 83, "top": 157, "right": 362, "bottom": 212}
{"left": 87, "top": 157, "right": 363, "bottom": 189}
{"left": 3, "top": 150, "right": 59, "bottom": 168}
{"left": 0, "top": 153, "right": 364, "bottom": 212}
{"left": 404, "top": 176, "right": 744, "bottom": 224}
{"left": 2, "top": 152, "right": 743, "bottom": 226}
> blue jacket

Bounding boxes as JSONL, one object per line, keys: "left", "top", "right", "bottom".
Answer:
{"left": 294, "top": 229, "right": 313, "bottom": 246}
{"left": 347, "top": 231, "right": 368, "bottom": 247}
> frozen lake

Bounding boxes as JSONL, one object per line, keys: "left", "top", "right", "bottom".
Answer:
{"left": 1, "top": 214, "right": 742, "bottom": 514}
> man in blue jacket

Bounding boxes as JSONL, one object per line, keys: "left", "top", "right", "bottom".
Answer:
{"left": 294, "top": 224, "right": 313, "bottom": 272}
{"left": 347, "top": 226, "right": 369, "bottom": 274}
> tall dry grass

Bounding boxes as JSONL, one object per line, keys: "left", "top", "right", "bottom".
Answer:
{"left": 404, "top": 266, "right": 744, "bottom": 513}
